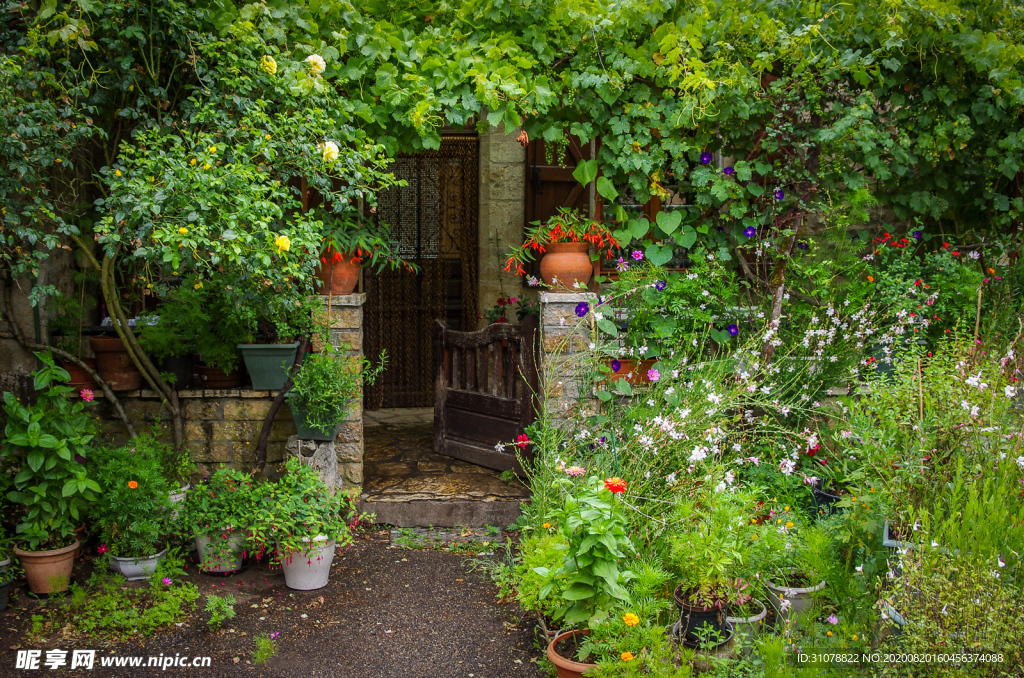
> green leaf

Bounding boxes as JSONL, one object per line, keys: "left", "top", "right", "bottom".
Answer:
{"left": 676, "top": 227, "right": 698, "bottom": 249}
{"left": 595, "top": 177, "right": 618, "bottom": 202}
{"left": 655, "top": 209, "right": 682, "bottom": 235}
{"left": 561, "top": 582, "right": 596, "bottom": 601}
{"left": 597, "top": 318, "right": 618, "bottom": 337}
{"left": 572, "top": 159, "right": 598, "bottom": 186}
{"left": 612, "top": 380, "right": 632, "bottom": 396}
{"left": 645, "top": 243, "right": 674, "bottom": 267}
{"left": 628, "top": 218, "right": 649, "bottom": 240}
{"left": 27, "top": 450, "right": 44, "bottom": 473}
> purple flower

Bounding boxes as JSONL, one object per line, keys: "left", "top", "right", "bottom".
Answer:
{"left": 723, "top": 166, "right": 735, "bottom": 175}
{"left": 912, "top": 230, "right": 923, "bottom": 241}
{"left": 797, "top": 241, "right": 809, "bottom": 250}
{"left": 655, "top": 280, "right": 667, "bottom": 291}
{"left": 616, "top": 257, "right": 629, "bottom": 272}
{"left": 162, "top": 577, "right": 172, "bottom": 586}
{"left": 826, "top": 614, "right": 839, "bottom": 625}
{"left": 631, "top": 250, "right": 643, "bottom": 261}
{"left": 610, "top": 359, "right": 621, "bottom": 373}
{"left": 700, "top": 151, "right": 713, "bottom": 164}
{"left": 744, "top": 226, "right": 757, "bottom": 238}
{"left": 774, "top": 189, "right": 785, "bottom": 200}
{"left": 647, "top": 369, "right": 660, "bottom": 382}
{"left": 74, "top": 454, "right": 86, "bottom": 465}
{"left": 575, "top": 302, "right": 589, "bottom": 318}
{"left": 727, "top": 323, "right": 739, "bottom": 337}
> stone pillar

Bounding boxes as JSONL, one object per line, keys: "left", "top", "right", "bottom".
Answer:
{"left": 295, "top": 293, "right": 365, "bottom": 490}
{"left": 539, "top": 292, "right": 598, "bottom": 426}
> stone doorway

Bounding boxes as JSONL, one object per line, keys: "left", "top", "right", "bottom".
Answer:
{"left": 359, "top": 409, "right": 529, "bottom": 528}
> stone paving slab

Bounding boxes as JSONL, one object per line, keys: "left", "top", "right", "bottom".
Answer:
{"left": 363, "top": 407, "right": 434, "bottom": 428}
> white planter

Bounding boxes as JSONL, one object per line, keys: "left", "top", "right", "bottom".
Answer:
{"left": 109, "top": 549, "right": 167, "bottom": 581}
{"left": 169, "top": 483, "right": 191, "bottom": 519}
{"left": 765, "top": 571, "right": 826, "bottom": 620}
{"left": 195, "top": 530, "right": 247, "bottom": 574}
{"left": 279, "top": 536, "right": 335, "bottom": 591}
{"left": 726, "top": 598, "right": 768, "bottom": 644}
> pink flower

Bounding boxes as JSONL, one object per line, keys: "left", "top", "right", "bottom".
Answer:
{"left": 565, "top": 465, "right": 586, "bottom": 476}
{"left": 647, "top": 369, "right": 660, "bottom": 382}
{"left": 97, "top": 544, "right": 108, "bottom": 554}
{"left": 827, "top": 614, "right": 839, "bottom": 625}
{"left": 162, "top": 577, "right": 172, "bottom": 586}
{"left": 515, "top": 433, "right": 530, "bottom": 450}
{"left": 80, "top": 388, "right": 95, "bottom": 402}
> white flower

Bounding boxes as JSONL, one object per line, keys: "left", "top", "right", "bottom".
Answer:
{"left": 714, "top": 481, "right": 727, "bottom": 493}
{"left": 1006, "top": 385, "right": 1018, "bottom": 399}
{"left": 689, "top": 446, "right": 707, "bottom": 462}
{"left": 732, "top": 443, "right": 742, "bottom": 452}
{"left": 779, "top": 459, "right": 796, "bottom": 475}
{"left": 968, "top": 250, "right": 981, "bottom": 260}
{"left": 320, "top": 140, "right": 340, "bottom": 163}
{"left": 305, "top": 54, "right": 327, "bottom": 76}
{"left": 527, "top": 276, "right": 539, "bottom": 287}
{"left": 665, "top": 472, "right": 677, "bottom": 484}
{"left": 1016, "top": 456, "right": 1024, "bottom": 470}
{"left": 494, "top": 442, "right": 505, "bottom": 452}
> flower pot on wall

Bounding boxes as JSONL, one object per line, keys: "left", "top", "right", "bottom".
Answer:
{"left": 237, "top": 342, "right": 300, "bottom": 391}
{"left": 315, "top": 255, "right": 360, "bottom": 295}
{"left": 811, "top": 483, "right": 845, "bottom": 514}
{"left": 605, "top": 358, "right": 657, "bottom": 385}
{"left": 287, "top": 396, "right": 343, "bottom": 441}
{"left": 109, "top": 549, "right": 167, "bottom": 581}
{"left": 89, "top": 336, "right": 143, "bottom": 391}
{"left": 15, "top": 540, "right": 79, "bottom": 595}
{"left": 160, "top": 354, "right": 194, "bottom": 390}
{"left": 726, "top": 599, "right": 768, "bottom": 646}
{"left": 279, "top": 536, "right": 335, "bottom": 590}
{"left": 62, "top": 358, "right": 98, "bottom": 390}
{"left": 540, "top": 242, "right": 592, "bottom": 290}
{"left": 546, "top": 630, "right": 597, "bottom": 678}
{"left": 195, "top": 364, "right": 243, "bottom": 389}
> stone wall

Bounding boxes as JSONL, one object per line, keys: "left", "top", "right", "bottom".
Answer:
{"left": 538, "top": 291, "right": 598, "bottom": 426}
{"left": 477, "top": 125, "right": 530, "bottom": 327}
{"left": 94, "top": 294, "right": 367, "bottom": 489}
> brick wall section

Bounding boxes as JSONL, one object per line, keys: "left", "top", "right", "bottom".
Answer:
{"left": 539, "top": 291, "right": 598, "bottom": 426}
{"left": 96, "top": 388, "right": 296, "bottom": 476}
{"left": 313, "top": 293, "right": 365, "bottom": 489}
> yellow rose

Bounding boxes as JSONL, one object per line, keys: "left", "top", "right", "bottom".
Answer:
{"left": 274, "top": 235, "right": 291, "bottom": 252}
{"left": 194, "top": 281, "right": 203, "bottom": 290}
{"left": 203, "top": 163, "right": 211, "bottom": 170}
{"left": 259, "top": 55, "right": 277, "bottom": 75}
{"left": 209, "top": 145, "right": 217, "bottom": 153}
{"left": 179, "top": 227, "right": 188, "bottom": 235}
{"left": 114, "top": 169, "right": 122, "bottom": 177}
{"left": 190, "top": 158, "right": 196, "bottom": 165}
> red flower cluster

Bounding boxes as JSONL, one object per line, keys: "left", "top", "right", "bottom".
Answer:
{"left": 515, "top": 433, "right": 530, "bottom": 450}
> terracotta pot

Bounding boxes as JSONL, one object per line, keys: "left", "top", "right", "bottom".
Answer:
{"left": 195, "top": 364, "right": 243, "bottom": 389}
{"left": 89, "top": 336, "right": 143, "bottom": 391}
{"left": 546, "top": 630, "right": 597, "bottom": 678}
{"left": 540, "top": 242, "right": 592, "bottom": 291}
{"left": 62, "top": 358, "right": 98, "bottom": 391}
{"left": 15, "top": 540, "right": 79, "bottom": 594}
{"left": 315, "top": 255, "right": 361, "bottom": 295}
{"left": 605, "top": 358, "right": 657, "bottom": 385}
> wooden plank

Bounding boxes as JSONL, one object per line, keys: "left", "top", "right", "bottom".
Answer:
{"left": 447, "top": 409, "right": 520, "bottom": 445}
{"left": 442, "top": 438, "right": 524, "bottom": 474}
{"left": 467, "top": 347, "right": 476, "bottom": 392}
{"left": 434, "top": 320, "right": 447, "bottom": 455}
{"left": 481, "top": 344, "right": 489, "bottom": 394}
{"left": 446, "top": 390, "right": 519, "bottom": 418}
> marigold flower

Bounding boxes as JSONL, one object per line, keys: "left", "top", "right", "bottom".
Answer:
{"left": 274, "top": 235, "right": 291, "bottom": 252}
{"left": 79, "top": 388, "right": 95, "bottom": 402}
{"left": 621, "top": 652, "right": 634, "bottom": 661}
{"left": 623, "top": 613, "right": 639, "bottom": 627}
{"left": 866, "top": 276, "right": 874, "bottom": 282}
{"left": 542, "top": 522, "right": 551, "bottom": 529}
{"left": 785, "top": 521, "right": 794, "bottom": 528}
{"left": 128, "top": 480, "right": 139, "bottom": 489}
{"left": 114, "top": 169, "right": 121, "bottom": 177}
{"left": 988, "top": 268, "right": 995, "bottom": 274}
{"left": 259, "top": 55, "right": 277, "bottom": 75}
{"left": 604, "top": 477, "right": 627, "bottom": 493}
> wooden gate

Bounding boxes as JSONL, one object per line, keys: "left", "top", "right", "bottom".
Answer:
{"left": 434, "top": 315, "right": 540, "bottom": 472}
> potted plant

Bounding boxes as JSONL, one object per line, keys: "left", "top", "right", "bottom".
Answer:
{"left": 287, "top": 347, "right": 387, "bottom": 441}
{"left": 505, "top": 208, "right": 621, "bottom": 291}
{"left": 1, "top": 354, "right": 101, "bottom": 594}
{"left": 89, "top": 332, "right": 144, "bottom": 391}
{"left": 534, "top": 475, "right": 634, "bottom": 676}
{"left": 178, "top": 468, "right": 258, "bottom": 574}
{"left": 252, "top": 458, "right": 362, "bottom": 590}
{"left": 137, "top": 285, "right": 204, "bottom": 390}
{"left": 314, "top": 208, "right": 413, "bottom": 295}
{"left": 90, "top": 441, "right": 173, "bottom": 580}
{"left": 481, "top": 295, "right": 538, "bottom": 325}
{"left": 232, "top": 286, "right": 320, "bottom": 391}
{"left": 0, "top": 530, "right": 18, "bottom": 612}
{"left": 668, "top": 489, "right": 752, "bottom": 642}
{"left": 761, "top": 522, "right": 827, "bottom": 620}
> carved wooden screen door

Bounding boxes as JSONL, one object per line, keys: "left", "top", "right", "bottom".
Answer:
{"left": 364, "top": 137, "right": 479, "bottom": 409}
{"left": 433, "top": 315, "right": 539, "bottom": 472}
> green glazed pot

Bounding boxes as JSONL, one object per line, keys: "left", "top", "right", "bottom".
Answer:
{"left": 236, "top": 342, "right": 300, "bottom": 390}
{"left": 287, "top": 395, "right": 343, "bottom": 441}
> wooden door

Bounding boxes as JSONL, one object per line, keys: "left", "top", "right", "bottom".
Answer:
{"left": 434, "top": 315, "right": 539, "bottom": 472}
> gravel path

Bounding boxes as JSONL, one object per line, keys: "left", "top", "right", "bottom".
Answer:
{"left": 0, "top": 530, "right": 545, "bottom": 678}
